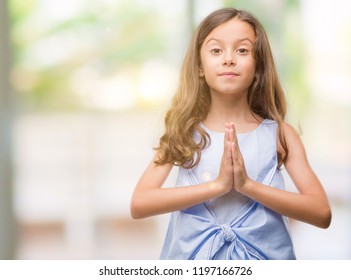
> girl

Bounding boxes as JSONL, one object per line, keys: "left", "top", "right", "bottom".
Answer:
{"left": 130, "top": 8, "right": 331, "bottom": 260}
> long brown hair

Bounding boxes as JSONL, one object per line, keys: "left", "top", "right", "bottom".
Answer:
{"left": 155, "top": 8, "right": 288, "bottom": 168}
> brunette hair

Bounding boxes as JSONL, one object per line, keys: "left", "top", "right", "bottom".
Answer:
{"left": 155, "top": 8, "right": 288, "bottom": 168}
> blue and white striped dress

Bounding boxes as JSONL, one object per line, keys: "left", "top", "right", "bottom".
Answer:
{"left": 160, "top": 119, "right": 296, "bottom": 260}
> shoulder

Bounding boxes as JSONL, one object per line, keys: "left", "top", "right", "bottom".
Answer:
{"left": 281, "top": 122, "right": 308, "bottom": 163}
{"left": 282, "top": 122, "right": 303, "bottom": 146}
{"left": 282, "top": 122, "right": 300, "bottom": 140}
{"left": 274, "top": 121, "right": 306, "bottom": 166}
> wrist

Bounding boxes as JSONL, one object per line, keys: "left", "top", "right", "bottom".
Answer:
{"left": 239, "top": 178, "right": 254, "bottom": 195}
{"left": 211, "top": 179, "right": 231, "bottom": 196}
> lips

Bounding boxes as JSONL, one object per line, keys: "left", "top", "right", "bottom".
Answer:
{"left": 218, "top": 71, "right": 239, "bottom": 77}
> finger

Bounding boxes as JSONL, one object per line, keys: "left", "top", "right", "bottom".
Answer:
{"left": 228, "top": 127, "right": 234, "bottom": 144}
{"left": 226, "top": 141, "right": 233, "bottom": 166}
{"left": 231, "top": 123, "right": 239, "bottom": 146}
{"left": 231, "top": 124, "right": 242, "bottom": 153}
{"left": 223, "top": 127, "right": 233, "bottom": 166}
{"left": 228, "top": 123, "right": 236, "bottom": 152}
{"left": 224, "top": 124, "right": 230, "bottom": 147}
{"left": 231, "top": 142, "right": 236, "bottom": 164}
{"left": 230, "top": 124, "right": 242, "bottom": 163}
{"left": 224, "top": 127, "right": 229, "bottom": 154}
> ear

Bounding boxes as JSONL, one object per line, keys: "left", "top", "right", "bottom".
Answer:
{"left": 199, "top": 67, "right": 205, "bottom": 78}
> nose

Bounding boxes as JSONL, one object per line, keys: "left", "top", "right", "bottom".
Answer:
{"left": 223, "top": 53, "right": 236, "bottom": 66}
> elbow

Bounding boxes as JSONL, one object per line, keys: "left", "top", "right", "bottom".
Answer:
{"left": 317, "top": 206, "right": 332, "bottom": 229}
{"left": 130, "top": 204, "right": 142, "bottom": 220}
{"left": 130, "top": 196, "right": 145, "bottom": 220}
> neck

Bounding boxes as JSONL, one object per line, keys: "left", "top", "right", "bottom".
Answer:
{"left": 204, "top": 92, "right": 262, "bottom": 132}
{"left": 207, "top": 92, "right": 252, "bottom": 122}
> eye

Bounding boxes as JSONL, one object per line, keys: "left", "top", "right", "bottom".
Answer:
{"left": 210, "top": 48, "right": 222, "bottom": 55}
{"left": 236, "top": 48, "right": 249, "bottom": 55}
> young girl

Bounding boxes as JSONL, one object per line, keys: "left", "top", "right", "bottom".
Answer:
{"left": 130, "top": 8, "right": 331, "bottom": 260}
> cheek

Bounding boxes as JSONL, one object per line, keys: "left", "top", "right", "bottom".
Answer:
{"left": 242, "top": 60, "right": 256, "bottom": 78}
{"left": 200, "top": 54, "right": 211, "bottom": 67}
{"left": 200, "top": 51, "right": 218, "bottom": 72}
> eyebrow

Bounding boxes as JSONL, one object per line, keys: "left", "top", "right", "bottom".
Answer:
{"left": 205, "top": 37, "right": 254, "bottom": 45}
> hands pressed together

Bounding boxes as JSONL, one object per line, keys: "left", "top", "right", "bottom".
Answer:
{"left": 216, "top": 123, "right": 251, "bottom": 195}
{"left": 132, "top": 121, "right": 331, "bottom": 228}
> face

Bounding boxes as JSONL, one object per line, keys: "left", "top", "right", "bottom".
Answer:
{"left": 199, "top": 18, "right": 256, "bottom": 97}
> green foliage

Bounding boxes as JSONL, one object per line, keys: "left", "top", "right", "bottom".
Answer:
{"left": 9, "top": 0, "right": 38, "bottom": 23}
{"left": 10, "top": 0, "right": 168, "bottom": 112}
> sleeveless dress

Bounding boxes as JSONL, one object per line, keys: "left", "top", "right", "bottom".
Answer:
{"left": 160, "top": 119, "right": 296, "bottom": 260}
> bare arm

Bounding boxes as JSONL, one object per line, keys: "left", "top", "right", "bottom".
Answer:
{"left": 230, "top": 122, "right": 331, "bottom": 228}
{"left": 130, "top": 126, "right": 235, "bottom": 219}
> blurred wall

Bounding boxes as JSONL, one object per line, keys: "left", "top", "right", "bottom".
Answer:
{"left": 0, "top": 0, "right": 15, "bottom": 259}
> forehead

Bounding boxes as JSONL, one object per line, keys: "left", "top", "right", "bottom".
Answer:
{"left": 204, "top": 18, "right": 255, "bottom": 44}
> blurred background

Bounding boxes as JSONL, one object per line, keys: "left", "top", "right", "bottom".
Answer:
{"left": 0, "top": 0, "right": 350, "bottom": 259}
